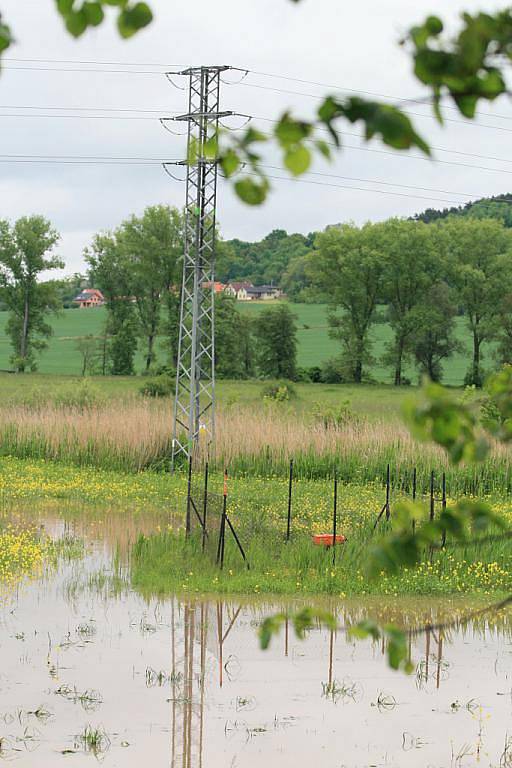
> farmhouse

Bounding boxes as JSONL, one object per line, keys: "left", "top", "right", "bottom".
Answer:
{"left": 245, "top": 285, "right": 282, "bottom": 301}
{"left": 201, "top": 281, "right": 226, "bottom": 294}
{"left": 73, "top": 288, "right": 105, "bottom": 308}
{"left": 224, "top": 281, "right": 253, "bottom": 300}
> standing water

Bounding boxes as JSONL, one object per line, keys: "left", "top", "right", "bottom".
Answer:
{"left": 1, "top": 503, "right": 511, "bottom": 767}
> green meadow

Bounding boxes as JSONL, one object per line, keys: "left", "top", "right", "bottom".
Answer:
{"left": 0, "top": 302, "right": 495, "bottom": 385}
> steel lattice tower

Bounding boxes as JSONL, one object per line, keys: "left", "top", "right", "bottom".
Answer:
{"left": 169, "top": 66, "right": 233, "bottom": 468}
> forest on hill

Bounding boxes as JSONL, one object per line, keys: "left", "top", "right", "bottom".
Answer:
{"left": 412, "top": 192, "right": 512, "bottom": 226}
{"left": 219, "top": 194, "right": 512, "bottom": 301}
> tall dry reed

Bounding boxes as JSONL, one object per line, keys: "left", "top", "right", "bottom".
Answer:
{"left": 0, "top": 399, "right": 509, "bottom": 493}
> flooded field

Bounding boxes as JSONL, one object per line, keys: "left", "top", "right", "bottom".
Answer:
{"left": 1, "top": 503, "right": 512, "bottom": 767}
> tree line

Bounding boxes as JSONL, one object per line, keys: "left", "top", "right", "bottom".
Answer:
{"left": 312, "top": 217, "right": 512, "bottom": 387}
{"left": 1, "top": 208, "right": 512, "bottom": 387}
{"left": 0, "top": 207, "right": 299, "bottom": 380}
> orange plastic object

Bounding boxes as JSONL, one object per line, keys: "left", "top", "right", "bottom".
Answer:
{"left": 312, "top": 533, "right": 346, "bottom": 547}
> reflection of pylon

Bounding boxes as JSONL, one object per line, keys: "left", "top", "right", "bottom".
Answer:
{"left": 170, "top": 602, "right": 208, "bottom": 768}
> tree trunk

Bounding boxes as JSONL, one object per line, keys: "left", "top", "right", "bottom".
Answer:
{"left": 354, "top": 359, "right": 363, "bottom": 384}
{"left": 145, "top": 332, "right": 155, "bottom": 372}
{"left": 394, "top": 337, "right": 405, "bottom": 386}
{"left": 18, "top": 291, "right": 29, "bottom": 373}
{"left": 472, "top": 333, "right": 481, "bottom": 386}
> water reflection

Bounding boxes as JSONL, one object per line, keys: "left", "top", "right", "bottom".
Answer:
{"left": 0, "top": 503, "right": 511, "bottom": 767}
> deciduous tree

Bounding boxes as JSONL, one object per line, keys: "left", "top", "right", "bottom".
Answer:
{"left": 406, "top": 282, "right": 461, "bottom": 383}
{"left": 380, "top": 219, "right": 443, "bottom": 385}
{"left": 440, "top": 218, "right": 512, "bottom": 387}
{"left": 254, "top": 304, "right": 297, "bottom": 380}
{"left": 312, "top": 223, "right": 384, "bottom": 384}
{"left": 85, "top": 232, "right": 137, "bottom": 376}
{"left": 0, "top": 216, "right": 62, "bottom": 372}
{"left": 118, "top": 205, "right": 183, "bottom": 371}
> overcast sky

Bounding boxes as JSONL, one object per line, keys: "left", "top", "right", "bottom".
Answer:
{"left": 0, "top": 0, "right": 511, "bottom": 276}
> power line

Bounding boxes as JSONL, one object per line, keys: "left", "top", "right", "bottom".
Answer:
{"left": 0, "top": 103, "right": 175, "bottom": 114}
{"left": 238, "top": 81, "right": 512, "bottom": 134}
{"left": 253, "top": 114, "right": 512, "bottom": 165}
{"left": 3, "top": 57, "right": 185, "bottom": 68}
{"left": 261, "top": 164, "right": 481, "bottom": 199}
{"left": 242, "top": 170, "right": 495, "bottom": 207}
{"left": 1, "top": 65, "right": 164, "bottom": 75}
{"left": 0, "top": 152, "right": 504, "bottom": 198}
{"left": 247, "top": 68, "right": 512, "bottom": 123}
{"left": 0, "top": 112, "right": 162, "bottom": 121}
{"left": 2, "top": 102, "right": 512, "bottom": 171}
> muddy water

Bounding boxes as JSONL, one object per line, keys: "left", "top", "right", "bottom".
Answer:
{"left": 1, "top": 505, "right": 512, "bottom": 767}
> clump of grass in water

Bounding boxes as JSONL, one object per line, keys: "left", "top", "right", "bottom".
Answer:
{"left": 74, "top": 725, "right": 111, "bottom": 758}
{"left": 54, "top": 685, "right": 103, "bottom": 712}
{"left": 145, "top": 667, "right": 170, "bottom": 687}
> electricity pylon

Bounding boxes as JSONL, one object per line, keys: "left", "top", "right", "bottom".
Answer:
{"left": 168, "top": 66, "right": 234, "bottom": 469}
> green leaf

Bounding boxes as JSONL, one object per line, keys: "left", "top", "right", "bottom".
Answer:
{"left": 349, "top": 619, "right": 380, "bottom": 641}
{"left": 258, "top": 613, "right": 286, "bottom": 650}
{"left": 284, "top": 145, "right": 311, "bottom": 176}
{"left": 315, "top": 139, "right": 332, "bottom": 160}
{"left": 453, "top": 93, "right": 478, "bottom": 118}
{"left": 0, "top": 18, "right": 12, "bottom": 54}
{"left": 425, "top": 15, "right": 443, "bottom": 35}
{"left": 234, "top": 177, "right": 269, "bottom": 206}
{"left": 117, "top": 2, "right": 153, "bottom": 38}
{"left": 219, "top": 149, "right": 240, "bottom": 178}
{"left": 275, "top": 114, "right": 312, "bottom": 147}
{"left": 57, "top": 0, "right": 74, "bottom": 13}
{"left": 83, "top": 2, "right": 105, "bottom": 26}
{"left": 65, "top": 9, "right": 88, "bottom": 36}
{"left": 204, "top": 134, "right": 219, "bottom": 160}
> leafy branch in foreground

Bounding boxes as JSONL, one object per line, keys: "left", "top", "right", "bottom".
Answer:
{"left": 0, "top": 0, "right": 153, "bottom": 59}
{"left": 259, "top": 368, "right": 512, "bottom": 672}
{"left": 218, "top": 8, "right": 512, "bottom": 204}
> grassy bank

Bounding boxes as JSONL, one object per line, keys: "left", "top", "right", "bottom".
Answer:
{"left": 132, "top": 521, "right": 512, "bottom": 599}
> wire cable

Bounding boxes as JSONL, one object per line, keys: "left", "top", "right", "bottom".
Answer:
{"left": 237, "top": 81, "right": 512, "bottom": 134}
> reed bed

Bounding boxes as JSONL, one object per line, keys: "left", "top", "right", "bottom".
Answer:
{"left": 0, "top": 399, "right": 510, "bottom": 494}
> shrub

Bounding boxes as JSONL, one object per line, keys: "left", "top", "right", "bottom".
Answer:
{"left": 261, "top": 381, "right": 297, "bottom": 402}
{"left": 54, "top": 380, "right": 106, "bottom": 410}
{"left": 140, "top": 374, "right": 175, "bottom": 398}
{"left": 320, "top": 357, "right": 347, "bottom": 384}
{"left": 311, "top": 400, "right": 358, "bottom": 429}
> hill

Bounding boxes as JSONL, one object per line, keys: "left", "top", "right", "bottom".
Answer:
{"left": 412, "top": 192, "right": 512, "bottom": 226}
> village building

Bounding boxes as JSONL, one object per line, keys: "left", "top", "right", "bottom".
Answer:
{"left": 73, "top": 288, "right": 105, "bottom": 308}
{"left": 201, "top": 281, "right": 226, "bottom": 294}
{"left": 224, "top": 281, "right": 253, "bottom": 300}
{"left": 245, "top": 285, "right": 282, "bottom": 301}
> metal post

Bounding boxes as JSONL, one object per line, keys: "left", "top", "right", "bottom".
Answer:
{"left": 169, "top": 66, "right": 236, "bottom": 469}
{"left": 286, "top": 458, "right": 293, "bottom": 541}
{"left": 441, "top": 471, "right": 447, "bottom": 548}
{"left": 430, "top": 470, "right": 435, "bottom": 521}
{"left": 186, "top": 453, "right": 193, "bottom": 537}
{"left": 202, "top": 461, "right": 209, "bottom": 552}
{"left": 217, "top": 469, "right": 228, "bottom": 568}
{"left": 412, "top": 467, "right": 417, "bottom": 534}
{"left": 332, "top": 471, "right": 338, "bottom": 566}
{"left": 385, "top": 464, "right": 391, "bottom": 521}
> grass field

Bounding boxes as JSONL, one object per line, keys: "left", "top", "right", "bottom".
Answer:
{"left": 0, "top": 303, "right": 495, "bottom": 385}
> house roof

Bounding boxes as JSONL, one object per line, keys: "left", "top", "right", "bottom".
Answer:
{"left": 227, "top": 282, "right": 253, "bottom": 291}
{"left": 73, "top": 288, "right": 104, "bottom": 301}
{"left": 246, "top": 285, "right": 279, "bottom": 294}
